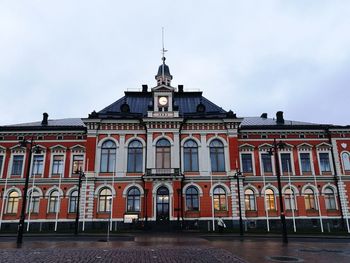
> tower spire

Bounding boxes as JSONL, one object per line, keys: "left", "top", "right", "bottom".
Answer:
{"left": 161, "top": 27, "right": 167, "bottom": 80}
{"left": 155, "top": 27, "right": 172, "bottom": 86}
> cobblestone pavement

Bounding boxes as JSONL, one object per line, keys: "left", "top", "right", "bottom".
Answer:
{"left": 0, "top": 247, "right": 245, "bottom": 263}
{"left": 1, "top": 234, "right": 350, "bottom": 262}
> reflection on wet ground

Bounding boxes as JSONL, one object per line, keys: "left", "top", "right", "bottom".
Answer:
{"left": 0, "top": 234, "right": 350, "bottom": 262}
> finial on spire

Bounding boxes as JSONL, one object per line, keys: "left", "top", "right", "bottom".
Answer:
{"left": 161, "top": 27, "right": 167, "bottom": 63}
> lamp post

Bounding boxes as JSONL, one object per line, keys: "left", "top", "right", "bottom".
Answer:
{"left": 269, "top": 139, "right": 288, "bottom": 244}
{"left": 234, "top": 171, "right": 244, "bottom": 236}
{"left": 17, "top": 138, "right": 40, "bottom": 245}
{"left": 74, "top": 167, "right": 85, "bottom": 235}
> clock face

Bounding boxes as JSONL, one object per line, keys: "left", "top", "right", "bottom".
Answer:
{"left": 158, "top": 96, "right": 168, "bottom": 106}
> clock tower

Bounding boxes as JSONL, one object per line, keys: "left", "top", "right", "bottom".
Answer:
{"left": 150, "top": 56, "right": 178, "bottom": 116}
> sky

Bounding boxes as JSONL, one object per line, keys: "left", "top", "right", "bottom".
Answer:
{"left": 0, "top": 0, "right": 350, "bottom": 126}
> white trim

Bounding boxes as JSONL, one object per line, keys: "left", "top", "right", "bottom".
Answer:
{"left": 240, "top": 152, "right": 256, "bottom": 175}
{"left": 94, "top": 184, "right": 116, "bottom": 197}
{"left": 96, "top": 137, "right": 118, "bottom": 175}
{"left": 182, "top": 182, "right": 203, "bottom": 196}
{"left": 152, "top": 182, "right": 173, "bottom": 219}
{"left": 124, "top": 137, "right": 146, "bottom": 174}
{"left": 122, "top": 183, "right": 144, "bottom": 197}
{"left": 49, "top": 153, "right": 66, "bottom": 178}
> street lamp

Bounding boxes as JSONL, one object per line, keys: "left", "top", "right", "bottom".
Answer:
{"left": 234, "top": 171, "right": 244, "bottom": 236}
{"left": 17, "top": 138, "right": 41, "bottom": 245}
{"left": 269, "top": 139, "right": 288, "bottom": 244}
{"left": 74, "top": 167, "right": 85, "bottom": 235}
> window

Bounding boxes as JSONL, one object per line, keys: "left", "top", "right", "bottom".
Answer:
{"left": 32, "top": 155, "right": 44, "bottom": 175}
{"left": 156, "top": 139, "right": 171, "bottom": 169}
{"left": 304, "top": 188, "right": 316, "bottom": 210}
{"left": 52, "top": 155, "right": 64, "bottom": 175}
{"left": 100, "top": 140, "right": 116, "bottom": 173}
{"left": 183, "top": 140, "right": 199, "bottom": 172}
{"left": 284, "top": 188, "right": 296, "bottom": 210}
{"left": 244, "top": 189, "right": 256, "bottom": 211}
{"left": 265, "top": 189, "right": 275, "bottom": 210}
{"left": 72, "top": 155, "right": 84, "bottom": 173}
{"left": 280, "top": 153, "right": 292, "bottom": 174}
{"left": 213, "top": 186, "right": 227, "bottom": 211}
{"left": 6, "top": 191, "right": 19, "bottom": 214}
{"left": 98, "top": 188, "right": 112, "bottom": 212}
{"left": 241, "top": 153, "right": 253, "bottom": 173}
{"left": 127, "top": 140, "right": 143, "bottom": 172}
{"left": 261, "top": 153, "right": 273, "bottom": 173}
{"left": 48, "top": 190, "right": 59, "bottom": 213}
{"left": 324, "top": 188, "right": 336, "bottom": 210}
{"left": 300, "top": 153, "right": 311, "bottom": 173}
{"left": 185, "top": 186, "right": 199, "bottom": 211}
{"left": 11, "top": 155, "right": 24, "bottom": 175}
{"left": 342, "top": 152, "right": 350, "bottom": 171}
{"left": 27, "top": 190, "right": 40, "bottom": 213}
{"left": 210, "top": 140, "right": 225, "bottom": 172}
{"left": 127, "top": 187, "right": 141, "bottom": 212}
{"left": 319, "top": 153, "right": 331, "bottom": 172}
{"left": 69, "top": 190, "right": 78, "bottom": 213}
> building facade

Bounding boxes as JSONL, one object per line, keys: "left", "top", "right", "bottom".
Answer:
{"left": 1, "top": 59, "right": 350, "bottom": 233}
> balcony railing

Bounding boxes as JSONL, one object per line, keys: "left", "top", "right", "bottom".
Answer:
{"left": 146, "top": 168, "right": 180, "bottom": 176}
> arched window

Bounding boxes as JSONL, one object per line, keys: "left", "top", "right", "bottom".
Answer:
{"left": 304, "top": 188, "right": 316, "bottom": 210}
{"left": 127, "top": 140, "right": 143, "bottom": 173}
{"left": 127, "top": 187, "right": 141, "bottom": 212}
{"left": 265, "top": 189, "right": 275, "bottom": 210}
{"left": 342, "top": 152, "right": 350, "bottom": 171}
{"left": 185, "top": 186, "right": 199, "bottom": 211}
{"left": 213, "top": 186, "right": 227, "bottom": 211}
{"left": 27, "top": 190, "right": 40, "bottom": 213}
{"left": 184, "top": 140, "right": 199, "bottom": 172}
{"left": 210, "top": 139, "right": 225, "bottom": 172}
{"left": 69, "top": 190, "right": 78, "bottom": 213}
{"left": 6, "top": 191, "right": 19, "bottom": 214}
{"left": 324, "top": 188, "right": 336, "bottom": 210}
{"left": 284, "top": 188, "right": 296, "bottom": 210}
{"left": 98, "top": 188, "right": 112, "bottom": 212}
{"left": 244, "top": 189, "right": 256, "bottom": 211}
{"left": 100, "top": 140, "right": 116, "bottom": 173}
{"left": 156, "top": 139, "right": 171, "bottom": 169}
{"left": 48, "top": 190, "right": 59, "bottom": 213}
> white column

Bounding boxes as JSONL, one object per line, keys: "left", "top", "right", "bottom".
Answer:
{"left": 173, "top": 132, "right": 180, "bottom": 169}
{"left": 200, "top": 134, "right": 209, "bottom": 176}
{"left": 147, "top": 133, "right": 153, "bottom": 168}
{"left": 117, "top": 135, "right": 125, "bottom": 176}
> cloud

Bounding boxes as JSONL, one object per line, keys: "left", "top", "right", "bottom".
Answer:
{"left": 0, "top": 0, "right": 349, "bottom": 125}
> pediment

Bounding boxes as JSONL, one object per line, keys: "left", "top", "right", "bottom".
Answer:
{"left": 152, "top": 84, "right": 174, "bottom": 92}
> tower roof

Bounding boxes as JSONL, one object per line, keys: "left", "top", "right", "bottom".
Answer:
{"left": 155, "top": 57, "right": 173, "bottom": 80}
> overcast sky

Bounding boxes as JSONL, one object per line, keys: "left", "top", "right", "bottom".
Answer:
{"left": 1, "top": 0, "right": 349, "bottom": 126}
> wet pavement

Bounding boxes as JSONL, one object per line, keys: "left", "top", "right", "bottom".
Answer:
{"left": 0, "top": 233, "right": 350, "bottom": 262}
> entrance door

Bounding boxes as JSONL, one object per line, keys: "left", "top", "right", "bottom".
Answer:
{"left": 156, "top": 187, "right": 169, "bottom": 221}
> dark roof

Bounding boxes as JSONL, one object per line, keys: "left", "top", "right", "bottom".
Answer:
{"left": 156, "top": 63, "right": 172, "bottom": 79}
{"left": 95, "top": 91, "right": 228, "bottom": 119}
{"left": 240, "top": 117, "right": 331, "bottom": 129}
{"left": 0, "top": 118, "right": 86, "bottom": 132}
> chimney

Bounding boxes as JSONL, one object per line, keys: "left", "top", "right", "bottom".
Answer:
{"left": 142, "top": 84, "right": 148, "bottom": 92}
{"left": 276, "top": 111, "right": 284, "bottom": 124}
{"left": 178, "top": 85, "right": 184, "bottom": 93}
{"left": 260, "top": 113, "right": 268, "bottom": 119}
{"left": 41, "top": 112, "right": 48, "bottom": 126}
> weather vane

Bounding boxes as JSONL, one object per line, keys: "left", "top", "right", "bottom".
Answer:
{"left": 161, "top": 27, "right": 167, "bottom": 63}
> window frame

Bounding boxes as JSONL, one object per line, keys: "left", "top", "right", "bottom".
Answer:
{"left": 6, "top": 191, "right": 20, "bottom": 214}
{"left": 183, "top": 139, "right": 199, "bottom": 172}
{"left": 185, "top": 186, "right": 199, "bottom": 211}
{"left": 209, "top": 139, "right": 226, "bottom": 172}
{"left": 126, "top": 187, "right": 141, "bottom": 212}
{"left": 265, "top": 189, "right": 276, "bottom": 211}
{"left": 127, "top": 140, "right": 143, "bottom": 173}
{"left": 68, "top": 190, "right": 78, "bottom": 213}
{"left": 47, "top": 190, "right": 60, "bottom": 213}
{"left": 324, "top": 187, "right": 337, "bottom": 210}
{"left": 10, "top": 154, "right": 25, "bottom": 176}
{"left": 304, "top": 188, "right": 317, "bottom": 210}
{"left": 318, "top": 152, "right": 332, "bottom": 173}
{"left": 100, "top": 140, "right": 116, "bottom": 173}
{"left": 244, "top": 189, "right": 256, "bottom": 211}
{"left": 213, "top": 186, "right": 227, "bottom": 211}
{"left": 98, "top": 188, "right": 112, "bottom": 213}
